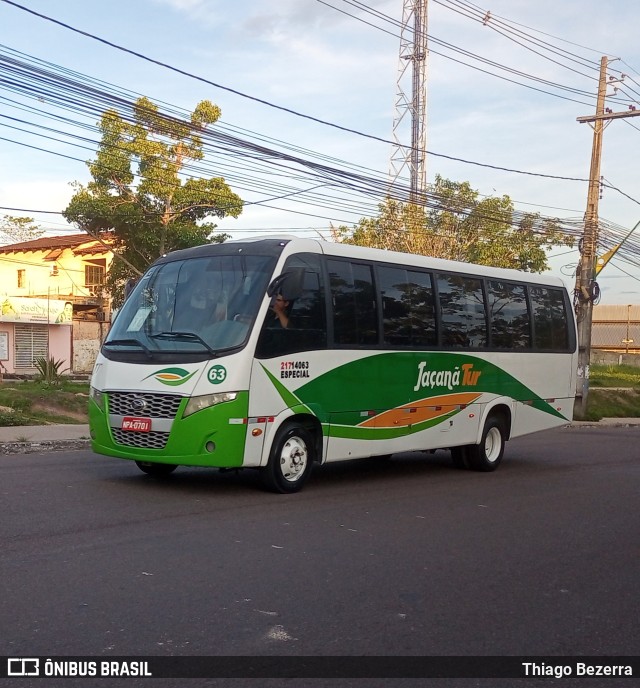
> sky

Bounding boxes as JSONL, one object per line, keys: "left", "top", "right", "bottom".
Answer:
{"left": 0, "top": 0, "right": 639, "bottom": 304}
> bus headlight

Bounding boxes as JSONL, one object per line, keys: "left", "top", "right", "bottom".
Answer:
{"left": 183, "top": 392, "right": 238, "bottom": 418}
{"left": 90, "top": 386, "right": 105, "bottom": 411}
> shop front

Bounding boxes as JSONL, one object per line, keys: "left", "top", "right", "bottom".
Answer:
{"left": 0, "top": 296, "right": 73, "bottom": 375}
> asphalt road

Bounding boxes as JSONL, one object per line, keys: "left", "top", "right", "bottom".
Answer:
{"left": 1, "top": 426, "right": 638, "bottom": 686}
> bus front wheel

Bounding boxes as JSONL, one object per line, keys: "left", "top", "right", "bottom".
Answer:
{"left": 135, "top": 461, "right": 178, "bottom": 477}
{"left": 262, "top": 424, "right": 315, "bottom": 493}
{"left": 465, "top": 416, "right": 506, "bottom": 472}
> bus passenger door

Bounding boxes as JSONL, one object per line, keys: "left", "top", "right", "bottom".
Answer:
{"left": 251, "top": 253, "right": 329, "bottom": 465}
{"left": 325, "top": 260, "right": 381, "bottom": 461}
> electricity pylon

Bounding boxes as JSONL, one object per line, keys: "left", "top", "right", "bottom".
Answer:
{"left": 389, "top": 0, "right": 428, "bottom": 205}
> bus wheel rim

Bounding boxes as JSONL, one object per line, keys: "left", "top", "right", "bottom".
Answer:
{"left": 280, "top": 436, "right": 308, "bottom": 482}
{"left": 485, "top": 427, "right": 502, "bottom": 463}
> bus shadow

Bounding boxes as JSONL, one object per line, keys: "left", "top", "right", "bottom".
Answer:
{"left": 314, "top": 451, "right": 455, "bottom": 484}
{"left": 100, "top": 449, "right": 474, "bottom": 496}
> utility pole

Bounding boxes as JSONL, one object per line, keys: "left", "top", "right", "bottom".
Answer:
{"left": 574, "top": 57, "right": 640, "bottom": 418}
{"left": 573, "top": 56, "right": 608, "bottom": 419}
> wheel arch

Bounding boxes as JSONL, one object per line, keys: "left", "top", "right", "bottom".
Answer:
{"left": 478, "top": 400, "right": 512, "bottom": 441}
{"left": 261, "top": 411, "right": 323, "bottom": 467}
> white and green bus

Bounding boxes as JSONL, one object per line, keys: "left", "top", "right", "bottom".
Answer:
{"left": 89, "top": 236, "right": 577, "bottom": 492}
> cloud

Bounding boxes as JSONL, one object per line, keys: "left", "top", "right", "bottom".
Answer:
{"left": 150, "top": 0, "right": 225, "bottom": 28}
{"left": 242, "top": 0, "right": 398, "bottom": 35}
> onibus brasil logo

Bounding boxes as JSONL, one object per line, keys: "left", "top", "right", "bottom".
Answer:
{"left": 143, "top": 367, "right": 198, "bottom": 386}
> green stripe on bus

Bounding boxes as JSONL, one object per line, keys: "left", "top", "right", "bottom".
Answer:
{"left": 265, "top": 352, "right": 566, "bottom": 424}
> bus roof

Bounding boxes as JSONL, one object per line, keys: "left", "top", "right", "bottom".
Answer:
{"left": 158, "top": 235, "right": 569, "bottom": 289}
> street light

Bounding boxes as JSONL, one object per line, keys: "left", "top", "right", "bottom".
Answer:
{"left": 622, "top": 304, "right": 634, "bottom": 354}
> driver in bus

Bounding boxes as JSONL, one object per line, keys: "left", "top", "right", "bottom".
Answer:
{"left": 269, "top": 293, "right": 291, "bottom": 328}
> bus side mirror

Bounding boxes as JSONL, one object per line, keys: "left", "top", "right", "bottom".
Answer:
{"left": 267, "top": 269, "right": 305, "bottom": 301}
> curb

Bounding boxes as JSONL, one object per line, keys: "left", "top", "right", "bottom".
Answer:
{"left": 565, "top": 418, "right": 640, "bottom": 428}
{"left": 0, "top": 439, "right": 91, "bottom": 455}
{"left": 566, "top": 423, "right": 640, "bottom": 429}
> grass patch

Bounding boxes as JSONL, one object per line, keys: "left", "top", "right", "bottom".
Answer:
{"left": 584, "top": 364, "right": 640, "bottom": 420}
{"left": 0, "top": 380, "right": 89, "bottom": 427}
{"left": 589, "top": 364, "right": 640, "bottom": 388}
{"left": 585, "top": 388, "right": 640, "bottom": 421}
{"left": 0, "top": 410, "right": 32, "bottom": 427}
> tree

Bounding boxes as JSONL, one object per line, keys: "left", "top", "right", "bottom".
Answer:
{"left": 64, "top": 97, "right": 244, "bottom": 304}
{"left": 0, "top": 215, "right": 44, "bottom": 245}
{"left": 332, "top": 174, "right": 573, "bottom": 273}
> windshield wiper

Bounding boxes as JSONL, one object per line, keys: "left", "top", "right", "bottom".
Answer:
{"left": 151, "top": 331, "right": 217, "bottom": 357}
{"left": 104, "top": 338, "right": 154, "bottom": 359}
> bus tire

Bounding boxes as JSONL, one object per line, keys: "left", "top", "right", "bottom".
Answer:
{"left": 465, "top": 416, "right": 506, "bottom": 472}
{"left": 262, "top": 424, "right": 315, "bottom": 493}
{"left": 135, "top": 461, "right": 178, "bottom": 477}
{"left": 450, "top": 446, "right": 469, "bottom": 469}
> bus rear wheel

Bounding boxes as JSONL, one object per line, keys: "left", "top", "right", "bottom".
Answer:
{"left": 465, "top": 416, "right": 506, "bottom": 472}
{"left": 262, "top": 424, "right": 315, "bottom": 493}
{"left": 135, "top": 461, "right": 178, "bottom": 477}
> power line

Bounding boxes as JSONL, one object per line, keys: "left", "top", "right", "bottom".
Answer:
{"left": 436, "top": 0, "right": 601, "bottom": 71}
{"left": 3, "top": 5, "right": 640, "bottom": 264}
{"left": 0, "top": 31, "right": 630, "bottom": 209}
{"left": 0, "top": 0, "right": 402, "bottom": 148}
{"left": 447, "top": 0, "right": 610, "bottom": 57}
{"left": 320, "top": 0, "right": 603, "bottom": 107}
{"left": 326, "top": 0, "right": 640, "bottom": 111}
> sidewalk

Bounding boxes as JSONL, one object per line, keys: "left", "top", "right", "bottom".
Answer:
{"left": 0, "top": 424, "right": 90, "bottom": 442}
{"left": 0, "top": 424, "right": 90, "bottom": 454}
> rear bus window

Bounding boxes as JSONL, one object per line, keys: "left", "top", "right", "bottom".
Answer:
{"left": 530, "top": 287, "right": 569, "bottom": 350}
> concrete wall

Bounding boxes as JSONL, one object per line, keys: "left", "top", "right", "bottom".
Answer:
{"left": 591, "top": 350, "right": 640, "bottom": 368}
{"left": 72, "top": 319, "right": 109, "bottom": 373}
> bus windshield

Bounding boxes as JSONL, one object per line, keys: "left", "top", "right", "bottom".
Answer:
{"left": 104, "top": 253, "right": 276, "bottom": 361}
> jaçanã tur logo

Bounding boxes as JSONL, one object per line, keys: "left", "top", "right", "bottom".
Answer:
{"left": 143, "top": 367, "right": 197, "bottom": 386}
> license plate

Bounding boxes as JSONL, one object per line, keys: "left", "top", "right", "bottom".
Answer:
{"left": 121, "top": 417, "right": 152, "bottom": 432}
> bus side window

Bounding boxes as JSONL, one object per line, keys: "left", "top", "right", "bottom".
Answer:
{"left": 285, "top": 270, "right": 328, "bottom": 351}
{"left": 437, "top": 274, "right": 488, "bottom": 348}
{"left": 378, "top": 266, "right": 436, "bottom": 347}
{"left": 329, "top": 260, "right": 378, "bottom": 346}
{"left": 256, "top": 255, "right": 327, "bottom": 358}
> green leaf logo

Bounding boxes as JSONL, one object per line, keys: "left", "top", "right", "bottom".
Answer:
{"left": 143, "top": 367, "right": 198, "bottom": 386}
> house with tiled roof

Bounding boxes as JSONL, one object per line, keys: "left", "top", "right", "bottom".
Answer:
{"left": 0, "top": 233, "right": 114, "bottom": 374}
